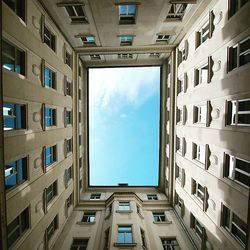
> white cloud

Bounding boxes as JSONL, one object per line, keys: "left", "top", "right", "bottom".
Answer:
{"left": 89, "top": 67, "right": 160, "bottom": 114}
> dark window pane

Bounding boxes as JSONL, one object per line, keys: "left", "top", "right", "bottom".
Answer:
{"left": 238, "top": 114, "right": 250, "bottom": 124}
{"left": 238, "top": 100, "right": 250, "bottom": 111}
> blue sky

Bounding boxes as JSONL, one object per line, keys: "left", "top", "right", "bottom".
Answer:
{"left": 89, "top": 67, "right": 160, "bottom": 186}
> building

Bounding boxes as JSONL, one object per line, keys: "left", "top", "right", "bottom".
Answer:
{"left": 0, "top": 0, "right": 249, "bottom": 249}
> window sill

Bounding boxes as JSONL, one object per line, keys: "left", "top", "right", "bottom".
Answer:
{"left": 76, "top": 221, "right": 96, "bottom": 225}
{"left": 47, "top": 196, "right": 58, "bottom": 211}
{"left": 115, "top": 210, "right": 133, "bottom": 213}
{"left": 222, "top": 177, "right": 249, "bottom": 197}
{"left": 114, "top": 243, "right": 137, "bottom": 248}
{"left": 153, "top": 221, "right": 172, "bottom": 225}
{"left": 193, "top": 160, "right": 205, "bottom": 169}
{"left": 45, "top": 126, "right": 57, "bottom": 131}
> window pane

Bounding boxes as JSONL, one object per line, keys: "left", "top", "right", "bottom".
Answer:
{"left": 238, "top": 100, "right": 250, "bottom": 111}
{"left": 125, "top": 232, "right": 132, "bottom": 243}
{"left": 238, "top": 114, "right": 250, "bottom": 124}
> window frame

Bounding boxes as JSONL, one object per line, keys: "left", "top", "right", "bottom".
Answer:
{"left": 119, "top": 35, "right": 133, "bottom": 46}
{"left": 2, "top": 39, "right": 26, "bottom": 76}
{"left": 166, "top": 3, "right": 187, "bottom": 21}
{"left": 44, "top": 145, "right": 57, "bottom": 168}
{"left": 152, "top": 212, "right": 166, "bottom": 222}
{"left": 70, "top": 238, "right": 89, "bottom": 250}
{"left": 90, "top": 193, "right": 101, "bottom": 200}
{"left": 3, "top": 0, "right": 26, "bottom": 21}
{"left": 43, "top": 63, "right": 56, "bottom": 89}
{"left": 161, "top": 237, "right": 180, "bottom": 250}
{"left": 118, "top": 201, "right": 131, "bottom": 211}
{"left": 46, "top": 215, "right": 58, "bottom": 243}
{"left": 117, "top": 225, "right": 133, "bottom": 244}
{"left": 223, "top": 153, "right": 250, "bottom": 188}
{"left": 46, "top": 180, "right": 58, "bottom": 206}
{"left": 147, "top": 194, "right": 158, "bottom": 200}
{"left": 118, "top": 3, "right": 137, "bottom": 25}
{"left": 44, "top": 106, "right": 57, "bottom": 128}
{"left": 228, "top": 0, "right": 249, "bottom": 19}
{"left": 4, "top": 156, "right": 28, "bottom": 191}
{"left": 81, "top": 212, "right": 96, "bottom": 223}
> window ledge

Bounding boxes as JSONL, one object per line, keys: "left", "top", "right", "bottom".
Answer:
{"left": 76, "top": 221, "right": 96, "bottom": 225}
{"left": 114, "top": 243, "right": 137, "bottom": 248}
{"left": 153, "top": 221, "right": 172, "bottom": 225}
{"left": 45, "top": 125, "right": 57, "bottom": 131}
{"left": 115, "top": 210, "right": 133, "bottom": 213}
{"left": 222, "top": 177, "right": 249, "bottom": 197}
{"left": 193, "top": 160, "right": 205, "bottom": 169}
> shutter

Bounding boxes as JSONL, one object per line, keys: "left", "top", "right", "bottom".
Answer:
{"left": 184, "top": 40, "right": 188, "bottom": 60}
{"left": 220, "top": 203, "right": 224, "bottom": 227}
{"left": 193, "top": 106, "right": 198, "bottom": 123}
{"left": 64, "top": 169, "right": 68, "bottom": 188}
{"left": 184, "top": 72, "right": 188, "bottom": 92}
{"left": 41, "top": 59, "right": 45, "bottom": 87}
{"left": 209, "top": 11, "right": 215, "bottom": 39}
{"left": 205, "top": 144, "right": 210, "bottom": 170}
{"left": 226, "top": 100, "right": 232, "bottom": 126}
{"left": 43, "top": 188, "right": 47, "bottom": 214}
{"left": 40, "top": 14, "right": 45, "bottom": 42}
{"left": 64, "top": 108, "right": 67, "bottom": 128}
{"left": 42, "top": 146, "right": 46, "bottom": 173}
{"left": 64, "top": 139, "right": 67, "bottom": 158}
{"left": 182, "top": 137, "right": 186, "bottom": 157}
{"left": 206, "top": 101, "right": 211, "bottom": 127}
{"left": 177, "top": 79, "right": 181, "bottom": 95}
{"left": 201, "top": 227, "right": 206, "bottom": 250}
{"left": 65, "top": 200, "right": 68, "bottom": 218}
{"left": 180, "top": 199, "right": 185, "bottom": 217}
{"left": 44, "top": 230, "right": 48, "bottom": 250}
{"left": 176, "top": 108, "right": 180, "bottom": 123}
{"left": 177, "top": 48, "right": 180, "bottom": 66}
{"left": 182, "top": 106, "right": 186, "bottom": 125}
{"left": 195, "top": 32, "right": 201, "bottom": 49}
{"left": 63, "top": 43, "right": 66, "bottom": 64}
{"left": 194, "top": 69, "right": 199, "bottom": 86}
{"left": 42, "top": 103, "right": 45, "bottom": 131}
{"left": 203, "top": 187, "right": 208, "bottom": 211}
{"left": 64, "top": 76, "right": 67, "bottom": 96}
{"left": 208, "top": 56, "right": 214, "bottom": 83}
{"left": 181, "top": 168, "right": 185, "bottom": 187}
{"left": 227, "top": 46, "right": 232, "bottom": 73}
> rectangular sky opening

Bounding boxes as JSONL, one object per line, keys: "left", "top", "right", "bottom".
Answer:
{"left": 88, "top": 66, "right": 160, "bottom": 186}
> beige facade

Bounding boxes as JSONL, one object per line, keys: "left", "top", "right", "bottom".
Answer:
{"left": 1, "top": 0, "right": 249, "bottom": 250}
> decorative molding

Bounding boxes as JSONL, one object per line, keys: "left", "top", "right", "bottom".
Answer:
{"left": 76, "top": 45, "right": 175, "bottom": 55}
{"left": 32, "top": 64, "right": 40, "bottom": 76}
{"left": 209, "top": 155, "right": 218, "bottom": 166}
{"left": 211, "top": 108, "right": 220, "bottom": 119}
{"left": 212, "top": 60, "right": 221, "bottom": 72}
{"left": 214, "top": 11, "right": 223, "bottom": 25}
{"left": 34, "top": 157, "right": 42, "bottom": 169}
{"left": 32, "top": 16, "right": 40, "bottom": 29}
{"left": 35, "top": 200, "right": 43, "bottom": 212}
{"left": 33, "top": 112, "right": 41, "bottom": 122}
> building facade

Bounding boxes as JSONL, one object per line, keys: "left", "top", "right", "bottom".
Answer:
{"left": 0, "top": 0, "right": 249, "bottom": 249}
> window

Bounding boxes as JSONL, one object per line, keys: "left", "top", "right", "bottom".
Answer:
{"left": 193, "top": 105, "right": 207, "bottom": 124}
{"left": 78, "top": 88, "right": 82, "bottom": 100}
{"left": 118, "top": 4, "right": 137, "bottom": 24}
{"left": 119, "top": 202, "right": 130, "bottom": 211}
{"left": 221, "top": 204, "right": 247, "bottom": 247}
{"left": 190, "top": 214, "right": 204, "bottom": 241}
{"left": 81, "top": 212, "right": 96, "bottom": 222}
{"left": 3, "top": 0, "right": 25, "bottom": 21}
{"left": 147, "top": 194, "right": 158, "bottom": 200}
{"left": 90, "top": 194, "right": 101, "bottom": 200}
{"left": 7, "top": 207, "right": 29, "bottom": 249}
{"left": 141, "top": 229, "right": 147, "bottom": 248}
{"left": 192, "top": 143, "right": 206, "bottom": 164}
{"left": 3, "top": 103, "right": 26, "bottom": 131}
{"left": 177, "top": 73, "right": 187, "bottom": 95}
{"left": 104, "top": 229, "right": 110, "bottom": 250}
{"left": 70, "top": 238, "right": 88, "bottom": 250}
{"left": 175, "top": 165, "right": 182, "bottom": 181}
{"left": 195, "top": 12, "right": 214, "bottom": 49}
{"left": 43, "top": 25, "right": 56, "bottom": 51}
{"left": 90, "top": 54, "right": 101, "bottom": 60}
{"left": 224, "top": 153, "right": 250, "bottom": 187}
{"left": 65, "top": 79, "right": 71, "bottom": 96}
{"left": 65, "top": 51, "right": 72, "bottom": 67}
{"left": 117, "top": 226, "right": 133, "bottom": 243}
{"left": 79, "top": 111, "right": 82, "bottom": 123}
{"left": 175, "top": 193, "right": 184, "bottom": 214}
{"left": 118, "top": 53, "right": 133, "bottom": 59}
{"left": 161, "top": 238, "right": 180, "bottom": 250}
{"left": 46, "top": 181, "right": 57, "bottom": 205}
{"left": 153, "top": 212, "right": 166, "bottom": 222}
{"left": 228, "top": 37, "right": 250, "bottom": 72}
{"left": 194, "top": 64, "right": 208, "bottom": 86}
{"left": 150, "top": 53, "right": 160, "bottom": 58}
{"left": 80, "top": 35, "right": 95, "bottom": 45}
{"left": 46, "top": 215, "right": 58, "bottom": 242}
{"left": 2, "top": 40, "right": 25, "bottom": 76}
{"left": 5, "top": 157, "right": 28, "bottom": 190}
{"left": 63, "top": 4, "right": 88, "bottom": 24}
{"left": 65, "top": 138, "right": 73, "bottom": 155}
{"left": 45, "top": 145, "right": 57, "bottom": 167}
{"left": 79, "top": 135, "right": 82, "bottom": 146}
{"left": 66, "top": 193, "right": 73, "bottom": 209}
{"left": 119, "top": 35, "right": 133, "bottom": 46}
{"left": 192, "top": 179, "right": 205, "bottom": 203}
{"left": 156, "top": 34, "right": 171, "bottom": 42}
{"left": 226, "top": 98, "right": 250, "bottom": 126}
{"left": 166, "top": 3, "right": 187, "bottom": 21}
{"left": 79, "top": 157, "right": 83, "bottom": 169}
{"left": 65, "top": 110, "right": 72, "bottom": 126}
{"left": 176, "top": 137, "right": 185, "bottom": 156}
{"left": 65, "top": 166, "right": 73, "bottom": 184}
{"left": 44, "top": 66, "right": 56, "bottom": 89}
{"left": 44, "top": 107, "right": 56, "bottom": 127}
{"left": 228, "top": 0, "right": 249, "bottom": 18}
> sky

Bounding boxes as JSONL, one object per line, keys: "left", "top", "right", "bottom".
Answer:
{"left": 89, "top": 66, "right": 160, "bottom": 186}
